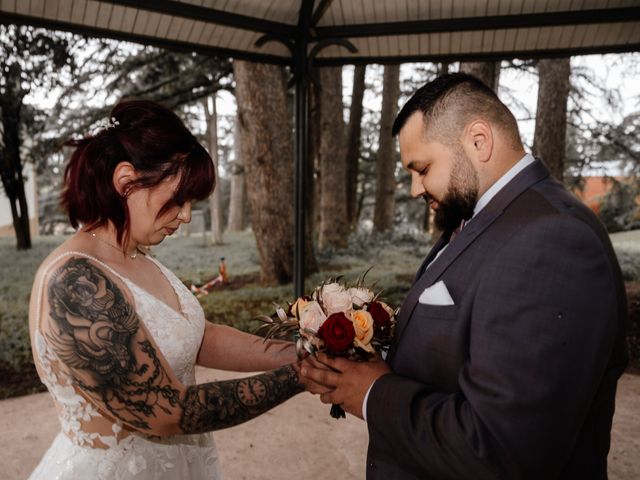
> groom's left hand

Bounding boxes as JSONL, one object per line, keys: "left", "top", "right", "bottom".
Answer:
{"left": 300, "top": 353, "right": 391, "bottom": 419}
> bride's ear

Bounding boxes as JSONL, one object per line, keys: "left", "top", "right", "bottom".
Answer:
{"left": 112, "top": 162, "right": 138, "bottom": 198}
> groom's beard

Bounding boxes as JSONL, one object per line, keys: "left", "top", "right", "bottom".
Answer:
{"left": 431, "top": 151, "right": 479, "bottom": 233}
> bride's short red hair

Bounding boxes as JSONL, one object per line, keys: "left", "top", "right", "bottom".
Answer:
{"left": 62, "top": 99, "right": 215, "bottom": 245}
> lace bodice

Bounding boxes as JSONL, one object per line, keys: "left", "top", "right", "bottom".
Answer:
{"left": 32, "top": 250, "right": 206, "bottom": 448}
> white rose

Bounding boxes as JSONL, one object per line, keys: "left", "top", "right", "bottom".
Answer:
{"left": 298, "top": 301, "right": 327, "bottom": 334}
{"left": 348, "top": 287, "right": 374, "bottom": 308}
{"left": 313, "top": 282, "right": 342, "bottom": 300}
{"left": 320, "top": 283, "right": 353, "bottom": 316}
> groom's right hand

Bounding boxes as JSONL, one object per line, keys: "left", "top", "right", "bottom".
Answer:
{"left": 294, "top": 356, "right": 335, "bottom": 395}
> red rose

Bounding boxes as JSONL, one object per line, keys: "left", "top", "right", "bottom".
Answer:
{"left": 368, "top": 301, "right": 391, "bottom": 328}
{"left": 318, "top": 312, "right": 355, "bottom": 353}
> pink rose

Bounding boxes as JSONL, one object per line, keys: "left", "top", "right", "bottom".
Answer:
{"left": 298, "top": 300, "right": 327, "bottom": 334}
{"left": 317, "top": 282, "right": 353, "bottom": 316}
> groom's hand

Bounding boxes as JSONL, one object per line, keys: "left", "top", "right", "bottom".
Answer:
{"left": 300, "top": 353, "right": 391, "bottom": 419}
{"left": 294, "top": 357, "right": 336, "bottom": 395}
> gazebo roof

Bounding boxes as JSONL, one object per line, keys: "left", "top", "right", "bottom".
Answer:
{"left": 1, "top": 0, "right": 639, "bottom": 65}
{"left": 2, "top": 0, "right": 638, "bottom": 295}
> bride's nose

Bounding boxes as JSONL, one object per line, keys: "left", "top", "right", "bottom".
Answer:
{"left": 177, "top": 202, "right": 192, "bottom": 223}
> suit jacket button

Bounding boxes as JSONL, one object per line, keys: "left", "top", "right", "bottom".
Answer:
{"left": 368, "top": 462, "right": 376, "bottom": 469}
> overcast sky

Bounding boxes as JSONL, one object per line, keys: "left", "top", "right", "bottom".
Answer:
{"left": 25, "top": 51, "right": 639, "bottom": 177}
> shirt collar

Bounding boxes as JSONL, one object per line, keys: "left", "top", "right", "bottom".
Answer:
{"left": 472, "top": 153, "right": 535, "bottom": 218}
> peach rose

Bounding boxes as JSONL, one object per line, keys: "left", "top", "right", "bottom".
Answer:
{"left": 290, "top": 297, "right": 310, "bottom": 318}
{"left": 351, "top": 310, "right": 375, "bottom": 353}
{"left": 348, "top": 287, "right": 374, "bottom": 308}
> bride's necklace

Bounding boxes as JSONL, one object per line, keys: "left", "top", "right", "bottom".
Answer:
{"left": 85, "top": 231, "right": 140, "bottom": 259}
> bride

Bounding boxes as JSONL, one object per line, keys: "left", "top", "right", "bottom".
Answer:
{"left": 28, "top": 99, "right": 315, "bottom": 479}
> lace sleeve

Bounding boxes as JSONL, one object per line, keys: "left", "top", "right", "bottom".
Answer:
{"left": 44, "top": 256, "right": 303, "bottom": 436}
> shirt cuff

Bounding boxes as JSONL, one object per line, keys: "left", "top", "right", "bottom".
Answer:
{"left": 362, "top": 380, "right": 377, "bottom": 422}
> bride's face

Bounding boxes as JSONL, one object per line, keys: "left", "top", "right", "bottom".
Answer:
{"left": 126, "top": 174, "right": 192, "bottom": 246}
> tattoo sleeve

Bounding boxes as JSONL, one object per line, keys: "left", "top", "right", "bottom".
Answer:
{"left": 46, "top": 257, "right": 303, "bottom": 435}
{"left": 179, "top": 365, "right": 303, "bottom": 434}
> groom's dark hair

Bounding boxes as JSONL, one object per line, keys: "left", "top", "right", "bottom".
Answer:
{"left": 392, "top": 72, "right": 522, "bottom": 149}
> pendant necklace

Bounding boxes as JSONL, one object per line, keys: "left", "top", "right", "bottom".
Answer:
{"left": 85, "top": 231, "right": 139, "bottom": 259}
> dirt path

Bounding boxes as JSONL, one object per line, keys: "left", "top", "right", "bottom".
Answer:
{"left": 1, "top": 369, "right": 638, "bottom": 479}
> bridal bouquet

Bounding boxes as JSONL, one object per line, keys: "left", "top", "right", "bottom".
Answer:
{"left": 258, "top": 272, "right": 397, "bottom": 418}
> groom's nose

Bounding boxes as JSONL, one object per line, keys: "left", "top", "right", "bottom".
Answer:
{"left": 410, "top": 173, "right": 426, "bottom": 198}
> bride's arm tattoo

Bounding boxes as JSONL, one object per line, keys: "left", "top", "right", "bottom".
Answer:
{"left": 46, "top": 257, "right": 303, "bottom": 434}
{"left": 180, "top": 365, "right": 303, "bottom": 434}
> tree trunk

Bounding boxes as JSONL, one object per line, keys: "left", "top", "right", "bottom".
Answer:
{"left": 233, "top": 60, "right": 317, "bottom": 283}
{"left": 309, "top": 77, "right": 322, "bottom": 239}
{"left": 346, "top": 65, "right": 366, "bottom": 227}
{"left": 202, "top": 96, "right": 223, "bottom": 244}
{"left": 459, "top": 61, "right": 501, "bottom": 91}
{"left": 373, "top": 64, "right": 401, "bottom": 232}
{"left": 318, "top": 67, "right": 349, "bottom": 250}
{"left": 0, "top": 67, "right": 32, "bottom": 250}
{"left": 533, "top": 58, "right": 571, "bottom": 183}
{"left": 227, "top": 118, "right": 246, "bottom": 232}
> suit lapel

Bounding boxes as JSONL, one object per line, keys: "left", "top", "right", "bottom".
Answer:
{"left": 412, "top": 233, "right": 451, "bottom": 284}
{"left": 393, "top": 160, "right": 550, "bottom": 344}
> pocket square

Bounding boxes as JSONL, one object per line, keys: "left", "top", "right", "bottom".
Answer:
{"left": 418, "top": 280, "right": 455, "bottom": 306}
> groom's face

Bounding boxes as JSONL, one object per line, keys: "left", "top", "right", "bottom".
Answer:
{"left": 399, "top": 112, "right": 479, "bottom": 232}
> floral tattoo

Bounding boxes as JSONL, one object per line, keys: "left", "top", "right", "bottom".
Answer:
{"left": 47, "top": 258, "right": 303, "bottom": 433}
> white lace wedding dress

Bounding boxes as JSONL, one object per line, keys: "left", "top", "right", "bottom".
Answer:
{"left": 29, "top": 251, "right": 223, "bottom": 479}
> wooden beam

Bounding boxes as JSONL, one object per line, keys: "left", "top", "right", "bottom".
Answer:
{"left": 101, "top": 0, "right": 298, "bottom": 37}
{"left": 314, "top": 7, "right": 640, "bottom": 39}
{"left": 0, "top": 11, "right": 292, "bottom": 65}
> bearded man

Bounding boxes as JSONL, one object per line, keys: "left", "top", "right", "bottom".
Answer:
{"left": 302, "top": 73, "right": 627, "bottom": 479}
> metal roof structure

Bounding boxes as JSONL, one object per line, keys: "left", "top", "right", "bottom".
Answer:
{"left": 1, "top": 1, "right": 639, "bottom": 65}
{"left": 2, "top": 0, "right": 639, "bottom": 294}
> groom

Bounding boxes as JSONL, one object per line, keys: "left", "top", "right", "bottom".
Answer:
{"left": 301, "top": 73, "right": 628, "bottom": 479}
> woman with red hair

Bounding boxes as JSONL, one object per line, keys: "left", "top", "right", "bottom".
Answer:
{"left": 27, "top": 100, "right": 310, "bottom": 479}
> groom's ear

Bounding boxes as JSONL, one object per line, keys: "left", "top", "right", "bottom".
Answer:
{"left": 461, "top": 120, "right": 493, "bottom": 164}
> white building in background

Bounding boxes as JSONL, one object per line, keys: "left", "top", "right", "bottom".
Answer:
{"left": 0, "top": 162, "right": 38, "bottom": 237}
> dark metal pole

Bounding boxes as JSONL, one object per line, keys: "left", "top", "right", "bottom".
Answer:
{"left": 293, "top": 60, "right": 308, "bottom": 298}
{"left": 293, "top": 0, "right": 313, "bottom": 298}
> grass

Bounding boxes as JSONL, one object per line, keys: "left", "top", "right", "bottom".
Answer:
{"left": 150, "top": 230, "right": 429, "bottom": 333}
{"left": 1, "top": 227, "right": 639, "bottom": 399}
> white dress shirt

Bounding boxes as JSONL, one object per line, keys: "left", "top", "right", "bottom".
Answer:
{"left": 362, "top": 153, "right": 536, "bottom": 421}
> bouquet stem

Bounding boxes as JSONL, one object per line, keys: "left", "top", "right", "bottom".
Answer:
{"left": 330, "top": 404, "right": 346, "bottom": 419}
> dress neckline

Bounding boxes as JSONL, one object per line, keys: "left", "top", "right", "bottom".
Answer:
{"left": 125, "top": 256, "right": 188, "bottom": 321}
